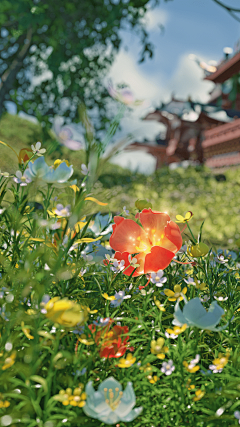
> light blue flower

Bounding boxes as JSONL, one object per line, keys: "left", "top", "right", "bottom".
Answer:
{"left": 24, "top": 157, "right": 73, "bottom": 184}
{"left": 110, "top": 291, "right": 125, "bottom": 307}
{"left": 83, "top": 376, "right": 142, "bottom": 425}
{"left": 173, "top": 297, "right": 226, "bottom": 331}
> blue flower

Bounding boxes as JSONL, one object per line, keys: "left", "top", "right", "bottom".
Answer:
{"left": 173, "top": 297, "right": 226, "bottom": 332}
{"left": 83, "top": 376, "right": 142, "bottom": 425}
{"left": 110, "top": 291, "right": 125, "bottom": 307}
{"left": 24, "top": 157, "right": 73, "bottom": 184}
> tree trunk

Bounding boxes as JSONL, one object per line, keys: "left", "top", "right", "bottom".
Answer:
{"left": 0, "top": 27, "right": 33, "bottom": 118}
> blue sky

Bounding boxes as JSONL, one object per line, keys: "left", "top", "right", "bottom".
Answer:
{"left": 108, "top": 0, "right": 240, "bottom": 172}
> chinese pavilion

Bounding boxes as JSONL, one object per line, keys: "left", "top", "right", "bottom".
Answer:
{"left": 126, "top": 43, "right": 240, "bottom": 170}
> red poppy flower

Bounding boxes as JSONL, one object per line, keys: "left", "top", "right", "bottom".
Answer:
{"left": 89, "top": 321, "right": 129, "bottom": 358}
{"left": 109, "top": 208, "right": 182, "bottom": 276}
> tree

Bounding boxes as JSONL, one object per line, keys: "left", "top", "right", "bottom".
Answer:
{"left": 0, "top": 0, "right": 158, "bottom": 130}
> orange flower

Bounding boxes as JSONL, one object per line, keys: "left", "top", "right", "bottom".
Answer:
{"left": 87, "top": 321, "right": 130, "bottom": 359}
{"left": 109, "top": 208, "right": 182, "bottom": 276}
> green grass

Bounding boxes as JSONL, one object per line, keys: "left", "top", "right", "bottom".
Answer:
{"left": 0, "top": 112, "right": 240, "bottom": 247}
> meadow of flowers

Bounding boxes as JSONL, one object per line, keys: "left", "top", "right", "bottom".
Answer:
{"left": 0, "top": 138, "right": 240, "bottom": 427}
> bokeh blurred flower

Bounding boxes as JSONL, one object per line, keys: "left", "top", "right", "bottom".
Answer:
{"left": 110, "top": 291, "right": 126, "bottom": 307}
{"left": 56, "top": 384, "right": 87, "bottom": 407}
{"left": 51, "top": 204, "right": 71, "bottom": 218}
{"left": 209, "top": 353, "right": 230, "bottom": 373}
{"left": 150, "top": 270, "right": 167, "bottom": 287}
{"left": 92, "top": 321, "right": 129, "bottom": 358}
{"left": 24, "top": 157, "right": 73, "bottom": 184}
{"left": 188, "top": 242, "right": 209, "bottom": 257}
{"left": 234, "top": 411, "right": 240, "bottom": 424}
{"left": 108, "top": 82, "right": 144, "bottom": 107}
{"left": 161, "top": 360, "right": 175, "bottom": 376}
{"left": 123, "top": 206, "right": 129, "bottom": 215}
{"left": 0, "top": 394, "right": 10, "bottom": 408}
{"left": 31, "top": 141, "right": 46, "bottom": 156}
{"left": 52, "top": 116, "right": 85, "bottom": 150}
{"left": 150, "top": 337, "right": 168, "bottom": 359}
{"left": 117, "top": 353, "right": 136, "bottom": 368}
{"left": 1, "top": 352, "right": 16, "bottom": 370}
{"left": 13, "top": 170, "right": 32, "bottom": 186}
{"left": 109, "top": 208, "right": 182, "bottom": 276}
{"left": 164, "top": 284, "right": 187, "bottom": 301}
{"left": 165, "top": 324, "right": 187, "bottom": 337}
{"left": 44, "top": 297, "right": 88, "bottom": 327}
{"left": 173, "top": 297, "right": 225, "bottom": 331}
{"left": 193, "top": 390, "right": 205, "bottom": 401}
{"left": 81, "top": 163, "right": 89, "bottom": 175}
{"left": 154, "top": 296, "right": 166, "bottom": 312}
{"left": 183, "top": 354, "right": 200, "bottom": 373}
{"left": 83, "top": 376, "right": 142, "bottom": 424}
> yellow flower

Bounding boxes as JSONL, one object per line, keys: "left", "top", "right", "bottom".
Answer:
{"left": 183, "top": 361, "right": 200, "bottom": 373}
{"left": 175, "top": 211, "right": 193, "bottom": 223}
{"left": 148, "top": 375, "right": 159, "bottom": 384}
{"left": 166, "top": 324, "right": 187, "bottom": 335}
{"left": 56, "top": 384, "right": 87, "bottom": 408}
{"left": 140, "top": 362, "right": 152, "bottom": 374}
{"left": 193, "top": 389, "right": 205, "bottom": 401}
{"left": 164, "top": 285, "right": 187, "bottom": 301}
{"left": 154, "top": 296, "right": 165, "bottom": 311}
{"left": 188, "top": 242, "right": 209, "bottom": 258}
{"left": 77, "top": 334, "right": 95, "bottom": 346}
{"left": 194, "top": 278, "right": 208, "bottom": 291}
{"left": 1, "top": 352, "right": 16, "bottom": 370}
{"left": 117, "top": 353, "right": 136, "bottom": 368}
{"left": 102, "top": 293, "right": 115, "bottom": 301}
{"left": 44, "top": 297, "right": 88, "bottom": 327}
{"left": 21, "top": 321, "right": 34, "bottom": 340}
{"left": 53, "top": 159, "right": 70, "bottom": 169}
{"left": 0, "top": 394, "right": 10, "bottom": 408}
{"left": 150, "top": 338, "right": 168, "bottom": 359}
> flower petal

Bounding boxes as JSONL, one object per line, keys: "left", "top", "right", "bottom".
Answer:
{"left": 120, "top": 407, "right": 143, "bottom": 422}
{"left": 110, "top": 217, "right": 147, "bottom": 254}
{"left": 135, "top": 209, "right": 170, "bottom": 244}
{"left": 115, "top": 382, "right": 136, "bottom": 417}
{"left": 144, "top": 246, "right": 175, "bottom": 273}
{"left": 161, "top": 221, "right": 182, "bottom": 253}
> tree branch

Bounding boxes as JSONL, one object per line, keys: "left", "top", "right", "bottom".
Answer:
{"left": 212, "top": 0, "right": 240, "bottom": 13}
{"left": 0, "top": 27, "right": 33, "bottom": 116}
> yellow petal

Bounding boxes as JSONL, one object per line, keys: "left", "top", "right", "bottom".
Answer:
{"left": 164, "top": 289, "right": 175, "bottom": 297}
{"left": 176, "top": 215, "right": 184, "bottom": 222}
{"left": 174, "top": 285, "right": 181, "bottom": 293}
{"left": 185, "top": 211, "right": 193, "bottom": 220}
{"left": 182, "top": 287, "right": 187, "bottom": 294}
{"left": 84, "top": 197, "right": 108, "bottom": 206}
{"left": 70, "top": 185, "right": 80, "bottom": 193}
{"left": 102, "top": 293, "right": 115, "bottom": 301}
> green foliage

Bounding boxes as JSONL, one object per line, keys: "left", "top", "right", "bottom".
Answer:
{"left": 1, "top": 113, "right": 240, "bottom": 247}
{"left": 0, "top": 0, "right": 157, "bottom": 129}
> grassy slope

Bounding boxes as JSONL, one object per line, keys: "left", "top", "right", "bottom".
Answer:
{"left": 0, "top": 113, "right": 240, "bottom": 247}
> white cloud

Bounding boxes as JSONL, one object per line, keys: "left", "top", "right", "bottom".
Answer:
{"left": 143, "top": 9, "right": 169, "bottom": 31}
{"left": 110, "top": 149, "right": 157, "bottom": 175}
{"left": 107, "top": 49, "right": 216, "bottom": 171}
{"left": 169, "top": 54, "right": 215, "bottom": 103}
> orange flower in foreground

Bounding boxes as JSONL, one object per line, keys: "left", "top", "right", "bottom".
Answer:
{"left": 109, "top": 208, "right": 182, "bottom": 276}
